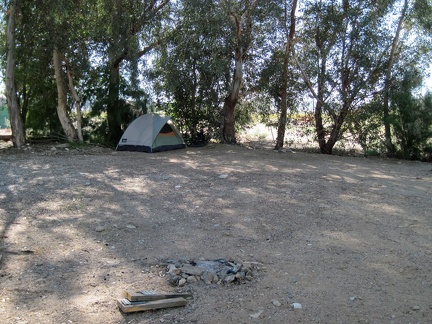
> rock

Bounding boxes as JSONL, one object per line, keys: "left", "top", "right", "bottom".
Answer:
{"left": 350, "top": 296, "right": 362, "bottom": 301}
{"left": 168, "top": 274, "right": 182, "bottom": 286}
{"left": 291, "top": 303, "right": 302, "bottom": 309}
{"left": 235, "top": 271, "right": 246, "bottom": 280}
{"left": 245, "top": 271, "right": 254, "bottom": 281}
{"left": 95, "top": 225, "right": 106, "bottom": 232}
{"left": 219, "top": 174, "right": 229, "bottom": 179}
{"left": 249, "top": 310, "right": 263, "bottom": 319}
{"left": 178, "top": 278, "right": 187, "bottom": 287}
{"left": 201, "top": 271, "right": 215, "bottom": 285}
{"left": 223, "top": 275, "right": 236, "bottom": 284}
{"left": 167, "top": 264, "right": 182, "bottom": 275}
{"left": 125, "top": 224, "right": 136, "bottom": 229}
{"left": 272, "top": 299, "right": 282, "bottom": 307}
{"left": 180, "top": 264, "right": 205, "bottom": 276}
{"left": 413, "top": 305, "right": 421, "bottom": 311}
{"left": 187, "top": 276, "right": 198, "bottom": 283}
{"left": 168, "top": 267, "right": 182, "bottom": 275}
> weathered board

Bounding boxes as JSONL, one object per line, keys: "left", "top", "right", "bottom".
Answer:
{"left": 125, "top": 289, "right": 193, "bottom": 302}
{"left": 0, "top": 135, "right": 12, "bottom": 142}
{"left": 117, "top": 297, "right": 187, "bottom": 313}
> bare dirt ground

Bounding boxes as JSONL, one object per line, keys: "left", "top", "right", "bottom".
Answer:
{"left": 0, "top": 140, "right": 431, "bottom": 324}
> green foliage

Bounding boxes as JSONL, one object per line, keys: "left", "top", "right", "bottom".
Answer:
{"left": 1, "top": 0, "right": 431, "bottom": 155}
{"left": 390, "top": 70, "right": 432, "bottom": 160}
{"left": 347, "top": 98, "right": 387, "bottom": 155}
{"left": 0, "top": 102, "right": 10, "bottom": 128}
{"left": 151, "top": 0, "right": 228, "bottom": 140}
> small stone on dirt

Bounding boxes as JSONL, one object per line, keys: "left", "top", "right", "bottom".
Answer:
{"left": 187, "top": 276, "right": 198, "bottom": 283}
{"left": 95, "top": 226, "right": 106, "bottom": 232}
{"left": 180, "top": 264, "right": 205, "bottom": 276}
{"left": 272, "top": 299, "right": 282, "bottom": 307}
{"left": 223, "top": 275, "right": 236, "bottom": 284}
{"left": 249, "top": 310, "right": 263, "bottom": 319}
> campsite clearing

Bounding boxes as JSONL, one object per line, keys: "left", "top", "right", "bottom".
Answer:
{"left": 0, "top": 143, "right": 431, "bottom": 323}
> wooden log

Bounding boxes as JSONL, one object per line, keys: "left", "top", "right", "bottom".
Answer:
{"left": 125, "top": 289, "right": 193, "bottom": 302}
{"left": 117, "top": 297, "right": 187, "bottom": 313}
{"left": 0, "top": 134, "right": 13, "bottom": 141}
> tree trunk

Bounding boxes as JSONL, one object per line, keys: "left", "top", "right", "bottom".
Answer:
{"left": 383, "top": 0, "right": 408, "bottom": 157}
{"left": 221, "top": 0, "right": 258, "bottom": 144}
{"left": 222, "top": 47, "right": 242, "bottom": 144}
{"left": 21, "top": 84, "right": 30, "bottom": 130}
{"left": 66, "top": 62, "right": 83, "bottom": 142}
{"left": 275, "top": 70, "right": 288, "bottom": 150}
{"left": 315, "top": 44, "right": 327, "bottom": 153}
{"left": 53, "top": 48, "right": 78, "bottom": 142}
{"left": 275, "top": 0, "right": 297, "bottom": 150}
{"left": 322, "top": 103, "right": 350, "bottom": 154}
{"left": 107, "top": 57, "right": 123, "bottom": 145}
{"left": 5, "top": 0, "right": 25, "bottom": 148}
{"left": 190, "top": 59, "right": 198, "bottom": 138}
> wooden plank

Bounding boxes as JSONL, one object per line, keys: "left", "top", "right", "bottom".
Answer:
{"left": 117, "top": 297, "right": 187, "bottom": 313}
{"left": 125, "top": 289, "right": 193, "bottom": 302}
{"left": 0, "top": 135, "right": 13, "bottom": 141}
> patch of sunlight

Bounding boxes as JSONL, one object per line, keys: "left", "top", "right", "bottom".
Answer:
{"left": 367, "top": 262, "right": 401, "bottom": 277}
{"left": 368, "top": 203, "right": 402, "bottom": 213}
{"left": 320, "top": 230, "right": 368, "bottom": 251}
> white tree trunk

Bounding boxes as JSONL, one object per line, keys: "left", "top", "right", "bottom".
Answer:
{"left": 53, "top": 47, "right": 78, "bottom": 142}
{"left": 5, "top": 0, "right": 25, "bottom": 148}
{"left": 66, "top": 63, "right": 83, "bottom": 142}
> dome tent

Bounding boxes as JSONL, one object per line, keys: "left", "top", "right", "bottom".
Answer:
{"left": 116, "top": 113, "right": 186, "bottom": 153}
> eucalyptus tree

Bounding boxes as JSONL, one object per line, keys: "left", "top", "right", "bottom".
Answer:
{"left": 50, "top": 0, "right": 99, "bottom": 142}
{"left": 275, "top": 0, "right": 298, "bottom": 150}
{"left": 382, "top": 0, "right": 432, "bottom": 156}
{"left": 98, "top": 0, "right": 170, "bottom": 144}
{"left": 382, "top": 0, "right": 409, "bottom": 156}
{"left": 219, "top": 0, "right": 262, "bottom": 143}
{"left": 153, "top": 0, "right": 278, "bottom": 143}
{"left": 4, "top": 0, "right": 25, "bottom": 147}
{"left": 389, "top": 67, "right": 432, "bottom": 159}
{"left": 2, "top": 0, "right": 96, "bottom": 141}
{"left": 152, "top": 0, "right": 228, "bottom": 139}
{"left": 3, "top": 0, "right": 54, "bottom": 138}
{"left": 298, "top": 0, "right": 392, "bottom": 154}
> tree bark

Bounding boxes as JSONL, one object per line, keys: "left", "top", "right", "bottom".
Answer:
{"left": 53, "top": 47, "right": 78, "bottom": 142}
{"left": 275, "top": 0, "right": 297, "bottom": 150}
{"left": 104, "top": 0, "right": 169, "bottom": 145}
{"left": 5, "top": 0, "right": 25, "bottom": 148}
{"left": 107, "top": 58, "right": 123, "bottom": 144}
{"left": 315, "top": 26, "right": 328, "bottom": 153}
{"left": 383, "top": 0, "right": 408, "bottom": 157}
{"left": 66, "top": 61, "right": 83, "bottom": 142}
{"left": 222, "top": 46, "right": 242, "bottom": 143}
{"left": 221, "top": 0, "right": 259, "bottom": 144}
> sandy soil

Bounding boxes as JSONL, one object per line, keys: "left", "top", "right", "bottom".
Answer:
{"left": 0, "top": 142, "right": 431, "bottom": 324}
